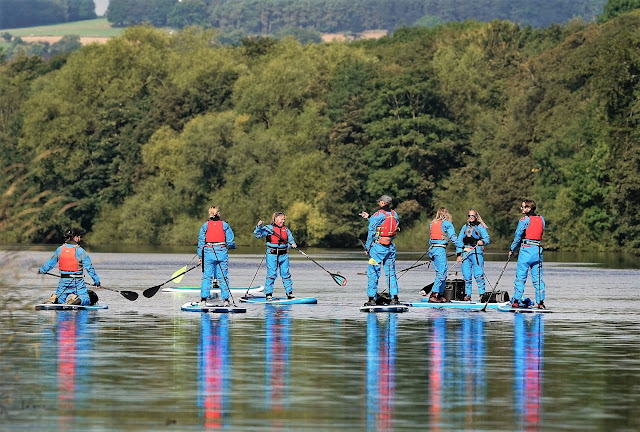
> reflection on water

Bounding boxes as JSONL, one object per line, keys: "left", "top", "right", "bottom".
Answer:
{"left": 264, "top": 305, "right": 291, "bottom": 417}
{"left": 198, "top": 314, "right": 229, "bottom": 429}
{"left": 366, "top": 313, "right": 397, "bottom": 431}
{"left": 514, "top": 314, "right": 543, "bottom": 431}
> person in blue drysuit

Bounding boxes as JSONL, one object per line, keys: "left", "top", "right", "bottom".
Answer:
{"left": 254, "top": 212, "right": 297, "bottom": 301}
{"left": 38, "top": 228, "right": 100, "bottom": 305}
{"left": 508, "top": 199, "right": 546, "bottom": 309}
{"left": 359, "top": 195, "right": 401, "bottom": 306}
{"left": 455, "top": 209, "right": 490, "bottom": 301}
{"left": 427, "top": 207, "right": 458, "bottom": 303}
{"left": 198, "top": 206, "right": 236, "bottom": 307}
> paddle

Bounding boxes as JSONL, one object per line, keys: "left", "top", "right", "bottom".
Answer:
{"left": 170, "top": 254, "right": 198, "bottom": 284}
{"left": 142, "top": 264, "right": 200, "bottom": 298}
{"left": 245, "top": 253, "right": 266, "bottom": 296}
{"left": 265, "top": 227, "right": 347, "bottom": 287}
{"left": 479, "top": 254, "right": 512, "bottom": 312}
{"left": 211, "top": 247, "right": 236, "bottom": 306}
{"left": 44, "top": 272, "right": 139, "bottom": 301}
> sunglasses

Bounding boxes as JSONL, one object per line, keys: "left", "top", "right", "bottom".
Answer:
{"left": 520, "top": 206, "right": 529, "bottom": 209}
{"left": 275, "top": 212, "right": 285, "bottom": 217}
{"left": 467, "top": 214, "right": 476, "bottom": 218}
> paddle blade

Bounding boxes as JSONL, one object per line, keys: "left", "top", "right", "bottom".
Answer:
{"left": 171, "top": 266, "right": 187, "bottom": 284}
{"left": 420, "top": 282, "right": 434, "bottom": 296}
{"left": 143, "top": 285, "right": 162, "bottom": 298}
{"left": 120, "top": 290, "right": 139, "bottom": 301}
{"left": 332, "top": 273, "right": 347, "bottom": 286}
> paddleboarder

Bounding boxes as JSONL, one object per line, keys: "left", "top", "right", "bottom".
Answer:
{"left": 427, "top": 207, "right": 458, "bottom": 303}
{"left": 359, "top": 195, "right": 401, "bottom": 306}
{"left": 508, "top": 199, "right": 546, "bottom": 309}
{"left": 455, "top": 209, "right": 490, "bottom": 301}
{"left": 38, "top": 228, "right": 101, "bottom": 305}
{"left": 254, "top": 212, "right": 297, "bottom": 301}
{"left": 198, "top": 206, "right": 236, "bottom": 307}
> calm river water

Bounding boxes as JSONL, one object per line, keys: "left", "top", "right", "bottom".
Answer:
{"left": 1, "top": 248, "right": 639, "bottom": 431}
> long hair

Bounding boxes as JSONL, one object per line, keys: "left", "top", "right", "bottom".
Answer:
{"left": 208, "top": 206, "right": 220, "bottom": 219}
{"left": 432, "top": 207, "right": 452, "bottom": 223}
{"left": 468, "top": 209, "right": 488, "bottom": 228}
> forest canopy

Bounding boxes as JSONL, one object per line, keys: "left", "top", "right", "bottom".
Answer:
{"left": 2, "top": 7, "right": 640, "bottom": 251}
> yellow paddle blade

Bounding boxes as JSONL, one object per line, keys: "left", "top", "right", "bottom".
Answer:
{"left": 368, "top": 258, "right": 379, "bottom": 266}
{"left": 171, "top": 266, "right": 187, "bottom": 284}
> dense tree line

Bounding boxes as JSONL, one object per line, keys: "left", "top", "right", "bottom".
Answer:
{"left": 2, "top": 7, "right": 640, "bottom": 251}
{"left": 106, "top": 0, "right": 607, "bottom": 32}
{"left": 0, "top": 0, "right": 95, "bottom": 29}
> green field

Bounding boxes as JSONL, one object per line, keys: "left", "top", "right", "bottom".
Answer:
{"left": 1, "top": 18, "right": 123, "bottom": 38}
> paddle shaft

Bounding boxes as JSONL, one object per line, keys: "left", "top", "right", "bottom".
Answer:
{"left": 481, "top": 254, "right": 512, "bottom": 312}
{"left": 246, "top": 253, "right": 266, "bottom": 296}
{"left": 142, "top": 264, "right": 200, "bottom": 298}
{"left": 43, "top": 272, "right": 138, "bottom": 301}
{"left": 210, "top": 247, "right": 236, "bottom": 306}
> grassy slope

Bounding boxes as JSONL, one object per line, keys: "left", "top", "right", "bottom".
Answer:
{"left": 1, "top": 18, "right": 123, "bottom": 38}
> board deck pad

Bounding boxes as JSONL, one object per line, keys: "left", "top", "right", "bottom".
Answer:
{"left": 163, "top": 286, "right": 264, "bottom": 295}
{"left": 497, "top": 305, "right": 553, "bottom": 313}
{"left": 410, "top": 301, "right": 510, "bottom": 310}
{"left": 240, "top": 296, "right": 317, "bottom": 305}
{"left": 360, "top": 305, "right": 409, "bottom": 313}
{"left": 181, "top": 302, "right": 246, "bottom": 313}
{"left": 35, "top": 303, "right": 108, "bottom": 311}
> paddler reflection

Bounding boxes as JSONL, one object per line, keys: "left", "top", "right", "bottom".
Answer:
{"left": 513, "top": 314, "right": 543, "bottom": 431}
{"left": 264, "top": 305, "right": 291, "bottom": 412}
{"left": 366, "top": 312, "right": 397, "bottom": 431}
{"left": 198, "top": 314, "right": 230, "bottom": 429}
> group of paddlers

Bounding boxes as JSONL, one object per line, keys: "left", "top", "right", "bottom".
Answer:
{"left": 37, "top": 197, "right": 546, "bottom": 309}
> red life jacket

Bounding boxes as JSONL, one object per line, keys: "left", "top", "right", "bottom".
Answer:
{"left": 269, "top": 225, "right": 288, "bottom": 245}
{"left": 59, "top": 245, "right": 79, "bottom": 271}
{"left": 205, "top": 220, "right": 225, "bottom": 243}
{"left": 524, "top": 216, "right": 544, "bottom": 240}
{"left": 430, "top": 220, "right": 445, "bottom": 240}
{"left": 375, "top": 210, "right": 398, "bottom": 237}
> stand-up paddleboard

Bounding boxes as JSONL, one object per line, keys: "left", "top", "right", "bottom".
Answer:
{"left": 497, "top": 305, "right": 553, "bottom": 314}
{"left": 360, "top": 305, "right": 409, "bottom": 313}
{"left": 163, "top": 286, "right": 265, "bottom": 295}
{"left": 240, "top": 296, "right": 317, "bottom": 305}
{"left": 410, "top": 301, "right": 510, "bottom": 310}
{"left": 181, "top": 302, "right": 246, "bottom": 313}
{"left": 35, "top": 303, "right": 108, "bottom": 311}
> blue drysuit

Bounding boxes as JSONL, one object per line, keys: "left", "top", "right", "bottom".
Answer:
{"left": 428, "top": 220, "right": 458, "bottom": 295}
{"left": 365, "top": 209, "right": 400, "bottom": 298}
{"left": 197, "top": 220, "right": 236, "bottom": 300}
{"left": 455, "top": 223, "right": 490, "bottom": 298}
{"left": 510, "top": 215, "right": 546, "bottom": 304}
{"left": 39, "top": 243, "right": 100, "bottom": 305}
{"left": 254, "top": 224, "right": 296, "bottom": 296}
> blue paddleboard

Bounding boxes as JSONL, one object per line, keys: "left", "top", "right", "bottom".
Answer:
{"left": 240, "top": 296, "right": 317, "bottom": 305}
{"left": 35, "top": 303, "right": 108, "bottom": 311}
{"left": 360, "top": 305, "right": 409, "bottom": 313}
{"left": 410, "top": 301, "right": 510, "bottom": 310}
{"left": 163, "top": 286, "right": 264, "bottom": 295}
{"left": 497, "top": 305, "right": 553, "bottom": 313}
{"left": 181, "top": 302, "right": 246, "bottom": 313}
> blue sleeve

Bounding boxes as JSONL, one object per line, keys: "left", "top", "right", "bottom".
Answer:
{"left": 254, "top": 224, "right": 271, "bottom": 239}
{"left": 197, "top": 223, "right": 207, "bottom": 256}
{"left": 39, "top": 247, "right": 62, "bottom": 273}
{"left": 224, "top": 222, "right": 236, "bottom": 249}
{"left": 444, "top": 221, "right": 458, "bottom": 244}
{"left": 479, "top": 225, "right": 490, "bottom": 246}
{"left": 455, "top": 226, "right": 466, "bottom": 253}
{"left": 77, "top": 247, "right": 99, "bottom": 285}
{"left": 366, "top": 212, "right": 384, "bottom": 250}
{"left": 286, "top": 228, "right": 295, "bottom": 245}
{"left": 510, "top": 217, "right": 529, "bottom": 252}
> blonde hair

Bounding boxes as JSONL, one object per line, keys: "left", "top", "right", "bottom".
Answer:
{"left": 272, "top": 212, "right": 285, "bottom": 224}
{"left": 432, "top": 207, "right": 452, "bottom": 223}
{"left": 468, "top": 209, "right": 488, "bottom": 228}
{"left": 208, "top": 206, "right": 220, "bottom": 219}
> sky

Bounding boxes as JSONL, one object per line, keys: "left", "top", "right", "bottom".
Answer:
{"left": 94, "top": 0, "right": 109, "bottom": 16}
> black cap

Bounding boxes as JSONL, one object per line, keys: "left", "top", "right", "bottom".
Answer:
{"left": 64, "top": 228, "right": 85, "bottom": 239}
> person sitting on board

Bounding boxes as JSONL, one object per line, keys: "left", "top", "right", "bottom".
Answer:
{"left": 197, "top": 206, "right": 236, "bottom": 307}
{"left": 455, "top": 209, "right": 490, "bottom": 302}
{"left": 254, "top": 212, "right": 297, "bottom": 301}
{"left": 508, "top": 199, "right": 546, "bottom": 309}
{"left": 427, "top": 207, "right": 458, "bottom": 303}
{"left": 38, "top": 228, "right": 100, "bottom": 305}
{"left": 359, "top": 195, "right": 401, "bottom": 306}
